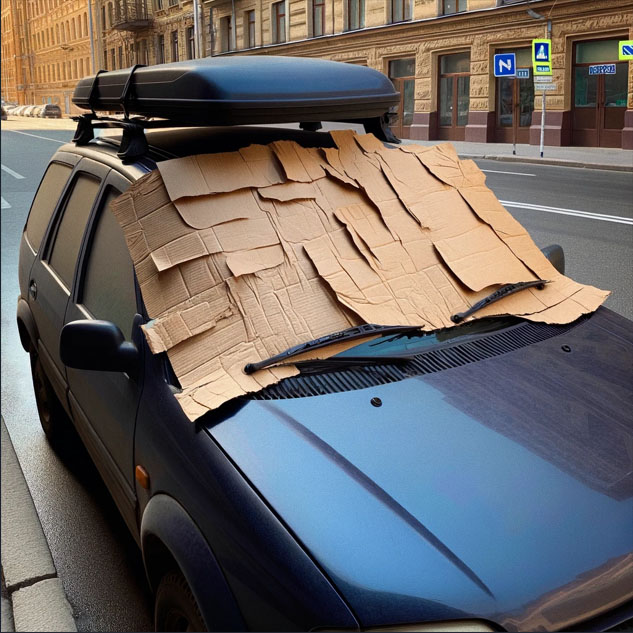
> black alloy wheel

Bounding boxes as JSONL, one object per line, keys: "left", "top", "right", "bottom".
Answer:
{"left": 155, "top": 570, "right": 206, "bottom": 632}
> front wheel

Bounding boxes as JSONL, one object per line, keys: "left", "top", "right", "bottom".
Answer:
{"left": 29, "top": 350, "right": 73, "bottom": 447}
{"left": 155, "top": 570, "right": 206, "bottom": 632}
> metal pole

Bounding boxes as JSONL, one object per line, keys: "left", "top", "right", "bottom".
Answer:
{"left": 539, "top": 91, "right": 546, "bottom": 158}
{"left": 87, "top": 0, "right": 96, "bottom": 73}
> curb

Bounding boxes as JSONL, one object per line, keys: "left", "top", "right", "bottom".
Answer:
{"left": 1, "top": 418, "right": 77, "bottom": 632}
{"left": 457, "top": 153, "right": 633, "bottom": 173}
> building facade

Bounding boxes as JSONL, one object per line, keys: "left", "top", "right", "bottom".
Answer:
{"left": 2, "top": 0, "right": 632, "bottom": 148}
{"left": 1, "top": 0, "right": 95, "bottom": 113}
{"left": 205, "top": 0, "right": 633, "bottom": 149}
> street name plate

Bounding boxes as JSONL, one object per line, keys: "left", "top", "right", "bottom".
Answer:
{"left": 534, "top": 76, "right": 553, "bottom": 83}
{"left": 537, "top": 83, "right": 557, "bottom": 91}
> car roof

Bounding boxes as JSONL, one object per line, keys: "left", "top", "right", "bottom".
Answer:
{"left": 58, "top": 124, "right": 345, "bottom": 181}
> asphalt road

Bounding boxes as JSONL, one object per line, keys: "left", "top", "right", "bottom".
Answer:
{"left": 1, "top": 122, "right": 632, "bottom": 632}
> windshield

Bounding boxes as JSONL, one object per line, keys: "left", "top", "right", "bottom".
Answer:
{"left": 334, "top": 317, "right": 520, "bottom": 359}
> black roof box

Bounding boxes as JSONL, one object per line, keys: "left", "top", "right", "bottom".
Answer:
{"left": 72, "top": 56, "right": 400, "bottom": 125}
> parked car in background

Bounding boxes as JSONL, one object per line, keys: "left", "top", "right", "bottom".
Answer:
{"left": 23, "top": 105, "right": 37, "bottom": 117}
{"left": 1, "top": 105, "right": 7, "bottom": 120}
{"left": 39, "top": 103, "right": 62, "bottom": 118}
{"left": 16, "top": 57, "right": 633, "bottom": 633}
{"left": 31, "top": 106, "right": 44, "bottom": 117}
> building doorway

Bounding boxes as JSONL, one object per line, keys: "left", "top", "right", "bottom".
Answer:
{"left": 572, "top": 38, "right": 627, "bottom": 148}
{"left": 438, "top": 52, "right": 470, "bottom": 141}
{"left": 495, "top": 48, "right": 534, "bottom": 144}
{"left": 388, "top": 58, "right": 415, "bottom": 139}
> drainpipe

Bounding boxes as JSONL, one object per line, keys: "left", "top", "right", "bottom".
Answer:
{"left": 231, "top": 0, "right": 237, "bottom": 50}
{"left": 193, "top": 0, "right": 201, "bottom": 57}
{"left": 87, "top": 0, "right": 96, "bottom": 72}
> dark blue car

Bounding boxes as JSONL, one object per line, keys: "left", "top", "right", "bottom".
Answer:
{"left": 17, "top": 57, "right": 633, "bottom": 632}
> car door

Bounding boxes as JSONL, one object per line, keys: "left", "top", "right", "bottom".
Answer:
{"left": 64, "top": 169, "right": 143, "bottom": 536}
{"left": 28, "top": 158, "right": 107, "bottom": 408}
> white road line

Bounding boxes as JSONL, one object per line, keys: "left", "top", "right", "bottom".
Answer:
{"left": 501, "top": 200, "right": 633, "bottom": 225}
{"left": 1, "top": 197, "right": 11, "bottom": 209}
{"left": 481, "top": 169, "right": 536, "bottom": 177}
{"left": 1, "top": 164, "right": 25, "bottom": 179}
{"left": 5, "top": 129, "right": 66, "bottom": 144}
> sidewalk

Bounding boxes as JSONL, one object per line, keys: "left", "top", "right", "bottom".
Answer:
{"left": 398, "top": 138, "right": 633, "bottom": 172}
{"left": 1, "top": 418, "right": 76, "bottom": 632}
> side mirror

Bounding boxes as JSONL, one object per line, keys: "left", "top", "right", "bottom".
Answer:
{"left": 60, "top": 320, "right": 139, "bottom": 376}
{"left": 540, "top": 244, "right": 565, "bottom": 275}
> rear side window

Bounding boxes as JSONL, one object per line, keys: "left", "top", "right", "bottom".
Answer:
{"left": 49, "top": 174, "right": 101, "bottom": 289}
{"left": 25, "top": 162, "right": 73, "bottom": 252}
{"left": 81, "top": 187, "right": 137, "bottom": 340}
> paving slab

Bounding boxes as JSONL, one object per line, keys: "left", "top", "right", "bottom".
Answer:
{"left": 1, "top": 420, "right": 56, "bottom": 590}
{"left": 11, "top": 579, "right": 75, "bottom": 633}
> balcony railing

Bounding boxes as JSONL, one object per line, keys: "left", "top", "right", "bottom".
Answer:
{"left": 112, "top": 0, "right": 154, "bottom": 30}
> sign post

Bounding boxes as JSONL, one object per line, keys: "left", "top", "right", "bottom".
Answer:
{"left": 493, "top": 53, "right": 518, "bottom": 154}
{"left": 532, "top": 39, "right": 552, "bottom": 158}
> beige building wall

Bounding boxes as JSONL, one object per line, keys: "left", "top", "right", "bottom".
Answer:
{"left": 204, "top": 0, "right": 633, "bottom": 148}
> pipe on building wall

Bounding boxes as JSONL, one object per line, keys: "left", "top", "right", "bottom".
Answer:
{"left": 193, "top": 0, "right": 201, "bottom": 57}
{"left": 88, "top": 0, "right": 96, "bottom": 72}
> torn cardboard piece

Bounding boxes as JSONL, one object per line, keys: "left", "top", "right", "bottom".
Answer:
{"left": 110, "top": 132, "right": 608, "bottom": 421}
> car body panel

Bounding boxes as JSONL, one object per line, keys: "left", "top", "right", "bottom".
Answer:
{"left": 209, "top": 307, "right": 633, "bottom": 631}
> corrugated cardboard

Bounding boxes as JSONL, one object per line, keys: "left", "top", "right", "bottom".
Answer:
{"left": 110, "top": 132, "right": 608, "bottom": 421}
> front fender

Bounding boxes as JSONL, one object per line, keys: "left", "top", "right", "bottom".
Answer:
{"left": 140, "top": 493, "right": 246, "bottom": 632}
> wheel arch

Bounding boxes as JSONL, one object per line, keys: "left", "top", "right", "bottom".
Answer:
{"left": 140, "top": 493, "right": 246, "bottom": 632}
{"left": 17, "top": 297, "right": 39, "bottom": 352}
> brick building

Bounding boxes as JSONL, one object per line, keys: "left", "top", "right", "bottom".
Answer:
{"left": 205, "top": 0, "right": 633, "bottom": 148}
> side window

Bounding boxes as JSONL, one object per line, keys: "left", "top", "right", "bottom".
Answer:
{"left": 25, "top": 162, "right": 73, "bottom": 252}
{"left": 81, "top": 187, "right": 137, "bottom": 340}
{"left": 49, "top": 173, "right": 101, "bottom": 289}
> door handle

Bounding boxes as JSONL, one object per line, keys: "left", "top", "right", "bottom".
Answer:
{"left": 29, "top": 280, "right": 37, "bottom": 300}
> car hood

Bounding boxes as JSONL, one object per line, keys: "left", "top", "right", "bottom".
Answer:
{"left": 209, "top": 308, "right": 633, "bottom": 631}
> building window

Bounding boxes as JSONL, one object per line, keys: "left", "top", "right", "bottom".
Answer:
{"left": 118, "top": 46, "right": 123, "bottom": 68}
{"left": 272, "top": 1, "right": 286, "bottom": 43}
{"left": 346, "top": 0, "right": 364, "bottom": 30}
{"left": 186, "top": 25, "right": 195, "bottom": 58}
{"left": 441, "top": 0, "right": 467, "bottom": 14}
{"left": 246, "top": 10, "right": 255, "bottom": 48}
{"left": 168, "top": 0, "right": 178, "bottom": 6}
{"left": 312, "top": 0, "right": 324, "bottom": 36}
{"left": 111, "top": 48, "right": 115, "bottom": 69}
{"left": 171, "top": 30, "right": 179, "bottom": 61}
{"left": 220, "top": 16, "right": 232, "bottom": 52}
{"left": 156, "top": 34, "right": 165, "bottom": 63}
{"left": 389, "top": 0, "right": 411, "bottom": 23}
{"left": 154, "top": 0, "right": 163, "bottom": 8}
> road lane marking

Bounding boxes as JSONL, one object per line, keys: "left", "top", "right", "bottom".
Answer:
{"left": 1, "top": 164, "right": 25, "bottom": 179}
{"left": 481, "top": 169, "right": 536, "bottom": 177}
{"left": 500, "top": 200, "right": 633, "bottom": 225}
{"left": 5, "top": 130, "right": 67, "bottom": 144}
{"left": 1, "top": 197, "right": 11, "bottom": 209}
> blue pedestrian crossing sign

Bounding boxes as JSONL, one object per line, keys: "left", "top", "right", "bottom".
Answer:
{"left": 494, "top": 53, "right": 516, "bottom": 77}
{"left": 619, "top": 40, "right": 633, "bottom": 60}
{"left": 532, "top": 39, "right": 552, "bottom": 75}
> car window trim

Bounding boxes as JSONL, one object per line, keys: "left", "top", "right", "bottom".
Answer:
{"left": 23, "top": 153, "right": 80, "bottom": 255}
{"left": 42, "top": 158, "right": 110, "bottom": 295}
{"left": 73, "top": 170, "right": 142, "bottom": 321}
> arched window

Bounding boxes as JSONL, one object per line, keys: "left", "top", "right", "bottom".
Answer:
{"left": 83, "top": 13, "right": 88, "bottom": 38}
{"left": 56, "top": 24, "right": 59, "bottom": 44}
{"left": 71, "top": 17, "right": 76, "bottom": 39}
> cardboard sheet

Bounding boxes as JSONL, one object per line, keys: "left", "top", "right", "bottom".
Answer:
{"left": 110, "top": 132, "right": 609, "bottom": 421}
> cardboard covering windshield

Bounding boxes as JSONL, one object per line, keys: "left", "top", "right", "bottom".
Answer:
{"left": 110, "top": 131, "right": 608, "bottom": 421}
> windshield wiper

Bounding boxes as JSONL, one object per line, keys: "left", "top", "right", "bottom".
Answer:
{"left": 451, "top": 280, "right": 547, "bottom": 324}
{"left": 243, "top": 323, "right": 424, "bottom": 374}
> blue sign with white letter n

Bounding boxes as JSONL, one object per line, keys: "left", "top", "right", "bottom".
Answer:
{"left": 494, "top": 53, "right": 516, "bottom": 77}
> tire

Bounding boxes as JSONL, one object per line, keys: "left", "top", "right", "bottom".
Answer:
{"left": 155, "top": 570, "right": 206, "bottom": 632}
{"left": 29, "top": 350, "right": 73, "bottom": 447}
